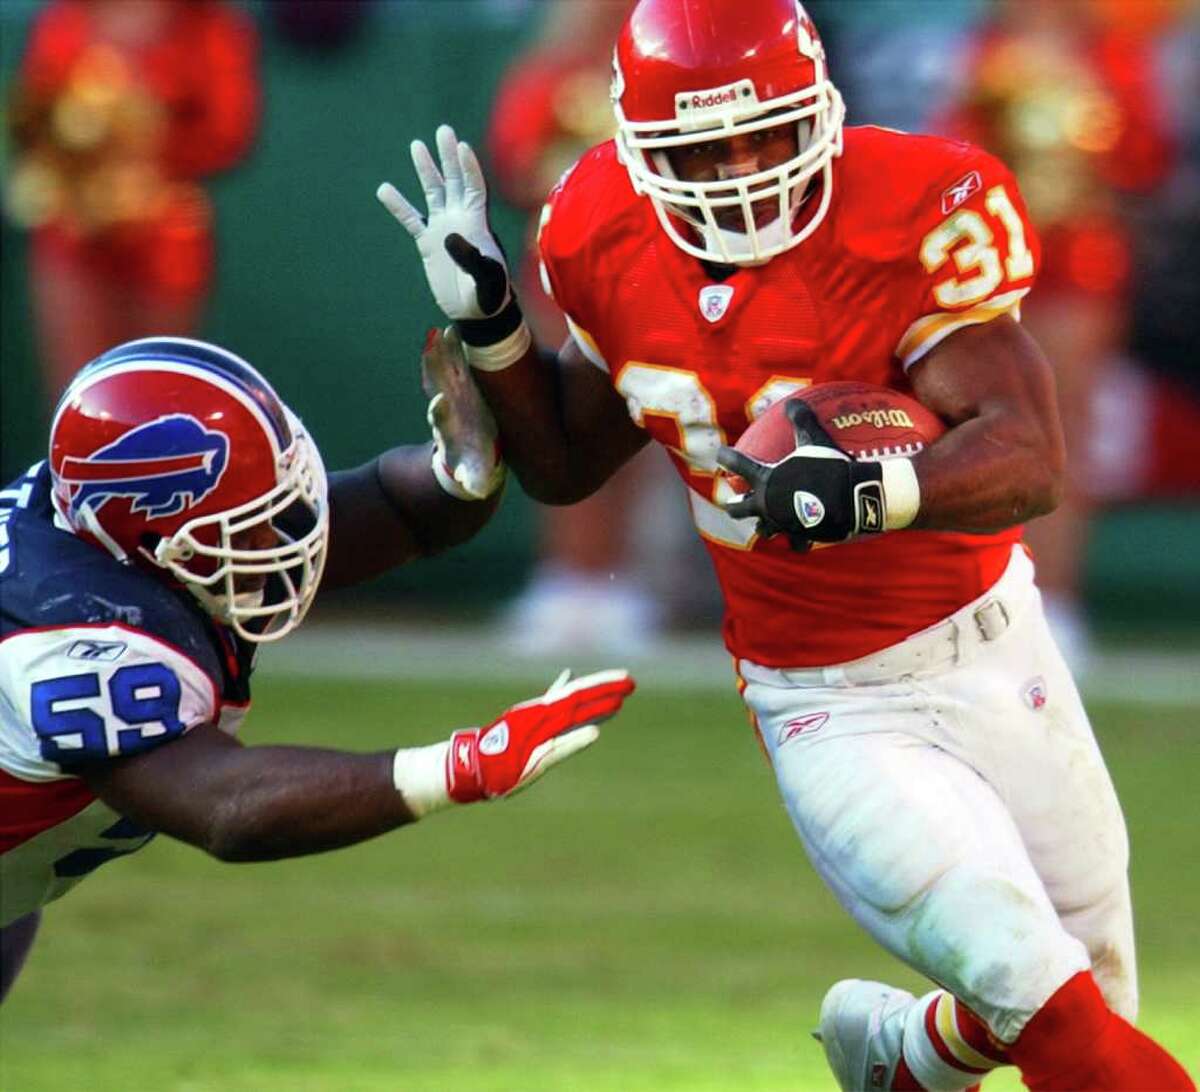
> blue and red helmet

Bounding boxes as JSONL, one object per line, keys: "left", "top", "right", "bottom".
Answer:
{"left": 49, "top": 337, "right": 329, "bottom": 642}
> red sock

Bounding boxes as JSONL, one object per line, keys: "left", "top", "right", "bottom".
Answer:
{"left": 892, "top": 1054, "right": 982, "bottom": 1091}
{"left": 892, "top": 1056, "right": 925, "bottom": 1090}
{"left": 1010, "top": 971, "right": 1196, "bottom": 1091}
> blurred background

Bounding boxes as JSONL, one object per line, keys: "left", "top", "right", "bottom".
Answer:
{"left": 2, "top": 0, "right": 1197, "bottom": 656}
{"left": 1, "top": 2, "right": 1197, "bottom": 1089}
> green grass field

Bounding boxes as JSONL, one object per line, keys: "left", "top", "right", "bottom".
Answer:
{"left": 3, "top": 674, "right": 1197, "bottom": 1090}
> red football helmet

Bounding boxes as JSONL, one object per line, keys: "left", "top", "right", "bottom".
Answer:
{"left": 49, "top": 337, "right": 329, "bottom": 643}
{"left": 612, "top": 0, "right": 844, "bottom": 265}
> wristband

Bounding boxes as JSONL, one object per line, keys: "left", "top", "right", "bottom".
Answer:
{"left": 461, "top": 321, "right": 533, "bottom": 373}
{"left": 881, "top": 457, "right": 921, "bottom": 530}
{"left": 392, "top": 742, "right": 452, "bottom": 818}
{"left": 456, "top": 298, "right": 532, "bottom": 372}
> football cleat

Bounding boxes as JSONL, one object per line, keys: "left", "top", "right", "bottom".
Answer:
{"left": 815, "top": 978, "right": 914, "bottom": 1091}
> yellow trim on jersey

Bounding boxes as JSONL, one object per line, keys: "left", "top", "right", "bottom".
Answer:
{"left": 896, "top": 287, "right": 1030, "bottom": 370}
{"left": 564, "top": 316, "right": 609, "bottom": 373}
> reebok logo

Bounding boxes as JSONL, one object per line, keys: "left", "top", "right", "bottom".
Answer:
{"left": 67, "top": 639, "right": 127, "bottom": 661}
{"left": 778, "top": 711, "right": 829, "bottom": 745}
{"left": 858, "top": 491, "right": 883, "bottom": 531}
{"left": 941, "top": 170, "right": 982, "bottom": 214}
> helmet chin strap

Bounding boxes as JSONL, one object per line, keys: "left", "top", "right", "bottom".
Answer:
{"left": 700, "top": 217, "right": 788, "bottom": 267}
{"left": 187, "top": 582, "right": 265, "bottom": 624}
{"left": 699, "top": 177, "right": 812, "bottom": 267}
{"left": 76, "top": 503, "right": 132, "bottom": 564}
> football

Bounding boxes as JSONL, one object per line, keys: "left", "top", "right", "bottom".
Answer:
{"left": 731, "top": 382, "right": 946, "bottom": 483}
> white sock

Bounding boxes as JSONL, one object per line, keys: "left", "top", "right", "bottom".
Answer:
{"left": 902, "top": 990, "right": 1006, "bottom": 1091}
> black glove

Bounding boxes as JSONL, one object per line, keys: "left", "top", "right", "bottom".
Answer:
{"left": 717, "top": 401, "right": 887, "bottom": 549}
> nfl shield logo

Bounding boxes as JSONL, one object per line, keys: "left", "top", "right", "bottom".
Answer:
{"left": 794, "top": 491, "right": 825, "bottom": 528}
{"left": 698, "top": 284, "right": 734, "bottom": 323}
{"left": 480, "top": 720, "right": 510, "bottom": 755}
{"left": 1022, "top": 677, "right": 1048, "bottom": 711}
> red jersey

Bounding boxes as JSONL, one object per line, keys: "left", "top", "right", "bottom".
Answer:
{"left": 538, "top": 126, "right": 1040, "bottom": 667}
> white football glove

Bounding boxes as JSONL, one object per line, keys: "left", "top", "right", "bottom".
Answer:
{"left": 378, "top": 125, "right": 532, "bottom": 371}
{"left": 377, "top": 124, "right": 511, "bottom": 322}
{"left": 421, "top": 326, "right": 504, "bottom": 501}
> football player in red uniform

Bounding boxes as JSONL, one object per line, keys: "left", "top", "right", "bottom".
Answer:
{"left": 378, "top": 1, "right": 1193, "bottom": 1089}
{"left": 0, "top": 332, "right": 635, "bottom": 1002}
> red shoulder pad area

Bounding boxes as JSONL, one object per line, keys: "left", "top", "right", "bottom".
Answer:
{"left": 536, "top": 141, "right": 655, "bottom": 329}
{"left": 834, "top": 128, "right": 1040, "bottom": 366}
{"left": 834, "top": 127, "right": 1033, "bottom": 262}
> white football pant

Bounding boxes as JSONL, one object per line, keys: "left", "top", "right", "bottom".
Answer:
{"left": 739, "top": 546, "right": 1136, "bottom": 1044}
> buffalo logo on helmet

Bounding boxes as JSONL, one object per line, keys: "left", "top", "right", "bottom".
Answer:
{"left": 59, "top": 414, "right": 230, "bottom": 519}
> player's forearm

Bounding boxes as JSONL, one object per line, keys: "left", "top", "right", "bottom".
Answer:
{"left": 907, "top": 318, "right": 1066, "bottom": 534}
{"left": 84, "top": 673, "right": 635, "bottom": 861}
{"left": 190, "top": 746, "right": 414, "bottom": 862}
{"left": 908, "top": 412, "right": 1064, "bottom": 533}
{"left": 84, "top": 731, "right": 417, "bottom": 862}
{"left": 473, "top": 348, "right": 607, "bottom": 504}
{"left": 374, "top": 445, "right": 501, "bottom": 553}
{"left": 322, "top": 447, "right": 498, "bottom": 588}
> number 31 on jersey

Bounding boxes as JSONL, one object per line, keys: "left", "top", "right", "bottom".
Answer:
{"left": 921, "top": 184, "right": 1033, "bottom": 308}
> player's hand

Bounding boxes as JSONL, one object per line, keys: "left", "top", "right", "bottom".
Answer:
{"left": 377, "top": 123, "right": 510, "bottom": 320}
{"left": 716, "top": 401, "right": 886, "bottom": 548}
{"left": 447, "top": 669, "right": 636, "bottom": 803}
{"left": 377, "top": 125, "right": 531, "bottom": 371}
{"left": 421, "top": 326, "right": 504, "bottom": 500}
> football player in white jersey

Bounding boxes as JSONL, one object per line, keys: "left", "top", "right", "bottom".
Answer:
{"left": 0, "top": 332, "right": 635, "bottom": 1001}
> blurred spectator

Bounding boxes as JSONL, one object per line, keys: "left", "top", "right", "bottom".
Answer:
{"left": 939, "top": 0, "right": 1197, "bottom": 666}
{"left": 815, "top": 0, "right": 987, "bottom": 134}
{"left": 487, "top": 0, "right": 676, "bottom": 654}
{"left": 267, "top": 0, "right": 370, "bottom": 54}
{"left": 5, "top": 0, "right": 259, "bottom": 405}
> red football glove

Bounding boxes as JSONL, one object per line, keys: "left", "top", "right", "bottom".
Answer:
{"left": 446, "top": 669, "right": 635, "bottom": 803}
